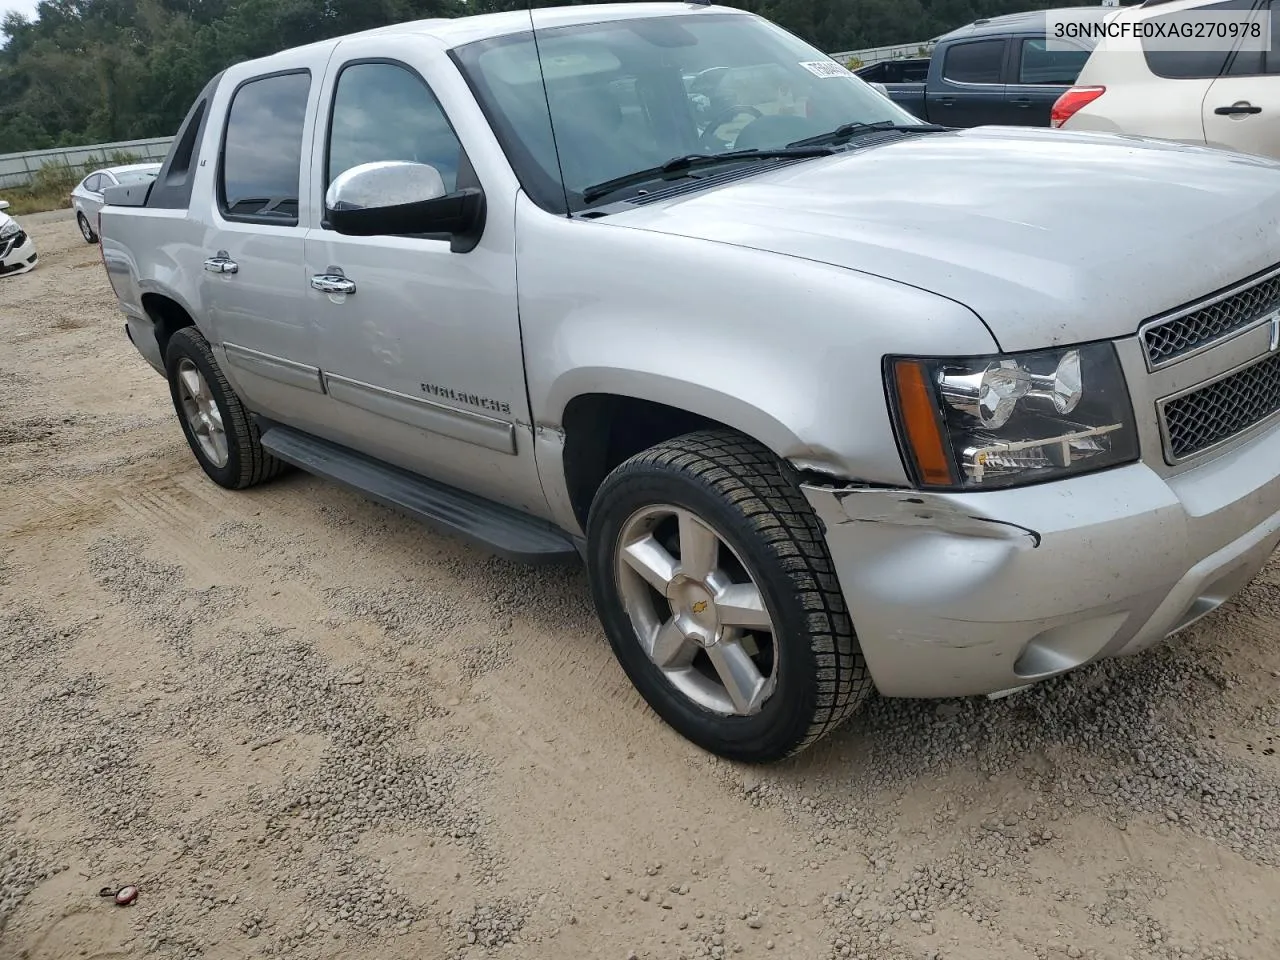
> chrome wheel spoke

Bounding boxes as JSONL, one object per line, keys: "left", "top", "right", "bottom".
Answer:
{"left": 706, "top": 636, "right": 770, "bottom": 715}
{"left": 715, "top": 582, "right": 772, "bottom": 631}
{"left": 178, "top": 367, "right": 203, "bottom": 401}
{"left": 677, "top": 509, "right": 719, "bottom": 581}
{"left": 175, "top": 359, "right": 229, "bottom": 469}
{"left": 648, "top": 618, "right": 695, "bottom": 668}
{"left": 621, "top": 535, "right": 679, "bottom": 593}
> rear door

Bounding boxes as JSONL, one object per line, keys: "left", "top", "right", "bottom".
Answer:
{"left": 198, "top": 54, "right": 329, "bottom": 432}
{"left": 930, "top": 37, "right": 1009, "bottom": 126}
{"left": 1003, "top": 35, "right": 1095, "bottom": 126}
{"left": 1202, "top": 0, "right": 1280, "bottom": 159}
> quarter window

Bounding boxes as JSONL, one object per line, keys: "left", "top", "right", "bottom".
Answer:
{"left": 1142, "top": 0, "right": 1256, "bottom": 80}
{"left": 220, "top": 70, "right": 311, "bottom": 223}
{"left": 326, "top": 61, "right": 463, "bottom": 194}
{"left": 942, "top": 40, "right": 1006, "bottom": 85}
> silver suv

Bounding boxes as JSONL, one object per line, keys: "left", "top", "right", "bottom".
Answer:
{"left": 99, "top": 3, "right": 1280, "bottom": 762}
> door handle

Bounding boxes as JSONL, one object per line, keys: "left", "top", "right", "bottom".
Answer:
{"left": 938, "top": 97, "right": 957, "bottom": 107}
{"left": 1215, "top": 103, "right": 1262, "bottom": 116}
{"left": 204, "top": 256, "right": 238, "bottom": 274}
{"left": 1010, "top": 98, "right": 1033, "bottom": 108}
{"left": 311, "top": 274, "right": 356, "bottom": 296}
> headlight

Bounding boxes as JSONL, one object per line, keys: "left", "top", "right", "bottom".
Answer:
{"left": 886, "top": 342, "right": 1138, "bottom": 489}
{"left": 0, "top": 219, "right": 18, "bottom": 240}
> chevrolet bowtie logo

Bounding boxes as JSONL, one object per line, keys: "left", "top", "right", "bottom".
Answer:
{"left": 691, "top": 600, "right": 709, "bottom": 615}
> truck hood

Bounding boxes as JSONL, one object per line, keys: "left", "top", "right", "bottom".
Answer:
{"left": 610, "top": 127, "right": 1280, "bottom": 351}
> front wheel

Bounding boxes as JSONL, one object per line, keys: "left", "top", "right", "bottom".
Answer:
{"left": 586, "top": 429, "right": 872, "bottom": 763}
{"left": 77, "top": 212, "right": 97, "bottom": 244}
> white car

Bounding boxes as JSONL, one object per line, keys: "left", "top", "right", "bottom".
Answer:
{"left": 0, "top": 200, "right": 37, "bottom": 277}
{"left": 1054, "top": 0, "right": 1280, "bottom": 161}
{"left": 70, "top": 162, "right": 161, "bottom": 243}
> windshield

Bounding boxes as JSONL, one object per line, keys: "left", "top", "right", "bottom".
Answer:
{"left": 452, "top": 12, "right": 921, "bottom": 212}
{"left": 116, "top": 169, "right": 160, "bottom": 184}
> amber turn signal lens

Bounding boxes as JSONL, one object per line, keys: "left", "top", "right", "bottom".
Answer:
{"left": 893, "top": 359, "right": 954, "bottom": 486}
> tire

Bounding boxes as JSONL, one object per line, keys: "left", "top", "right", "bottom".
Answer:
{"left": 164, "top": 326, "right": 287, "bottom": 490}
{"left": 77, "top": 212, "right": 97, "bottom": 244}
{"left": 586, "top": 429, "right": 872, "bottom": 763}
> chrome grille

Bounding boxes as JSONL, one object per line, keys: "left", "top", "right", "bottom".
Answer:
{"left": 1141, "top": 267, "right": 1280, "bottom": 368}
{"left": 1160, "top": 351, "right": 1280, "bottom": 461}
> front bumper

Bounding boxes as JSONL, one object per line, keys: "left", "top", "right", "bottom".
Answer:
{"left": 0, "top": 231, "right": 37, "bottom": 276}
{"left": 802, "top": 423, "right": 1280, "bottom": 699}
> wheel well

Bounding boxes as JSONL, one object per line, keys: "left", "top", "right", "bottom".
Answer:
{"left": 141, "top": 293, "right": 195, "bottom": 363}
{"left": 562, "top": 394, "right": 728, "bottom": 529}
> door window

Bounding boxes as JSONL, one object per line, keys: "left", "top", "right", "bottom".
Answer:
{"left": 1017, "top": 37, "right": 1092, "bottom": 85}
{"left": 219, "top": 70, "right": 311, "bottom": 224}
{"left": 1223, "top": 1, "right": 1280, "bottom": 76}
{"left": 83, "top": 173, "right": 102, "bottom": 193}
{"left": 1142, "top": 0, "right": 1256, "bottom": 79}
{"left": 941, "top": 39, "right": 1006, "bottom": 85}
{"left": 325, "top": 61, "right": 463, "bottom": 194}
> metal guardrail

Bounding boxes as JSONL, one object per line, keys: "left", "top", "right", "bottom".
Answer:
{"left": 0, "top": 137, "right": 173, "bottom": 190}
{"left": 0, "top": 38, "right": 934, "bottom": 191}
{"left": 829, "top": 40, "right": 936, "bottom": 67}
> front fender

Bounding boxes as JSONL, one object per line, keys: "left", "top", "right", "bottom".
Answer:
{"left": 518, "top": 200, "right": 999, "bottom": 486}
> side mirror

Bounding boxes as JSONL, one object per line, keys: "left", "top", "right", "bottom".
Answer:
{"left": 325, "top": 160, "right": 485, "bottom": 253}
{"left": 0, "top": 200, "right": 9, "bottom": 211}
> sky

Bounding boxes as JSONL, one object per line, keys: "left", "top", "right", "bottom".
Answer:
{"left": 1, "top": 0, "right": 39, "bottom": 25}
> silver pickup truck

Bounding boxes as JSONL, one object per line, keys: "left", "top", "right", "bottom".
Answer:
{"left": 100, "top": 2, "right": 1280, "bottom": 763}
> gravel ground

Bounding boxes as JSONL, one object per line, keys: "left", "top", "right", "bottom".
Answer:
{"left": 1, "top": 210, "right": 1277, "bottom": 960}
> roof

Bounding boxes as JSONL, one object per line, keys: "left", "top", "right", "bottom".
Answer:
{"left": 104, "top": 162, "right": 162, "bottom": 174}
{"left": 937, "top": 5, "right": 1111, "bottom": 42}
{"left": 247, "top": 2, "right": 752, "bottom": 66}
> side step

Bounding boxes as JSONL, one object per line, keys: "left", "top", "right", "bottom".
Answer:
{"left": 258, "top": 424, "right": 580, "bottom": 565}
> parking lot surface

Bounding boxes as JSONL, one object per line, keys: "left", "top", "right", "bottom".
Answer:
{"left": 1, "top": 211, "right": 1277, "bottom": 960}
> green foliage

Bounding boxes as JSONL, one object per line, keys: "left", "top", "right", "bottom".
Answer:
{"left": 0, "top": 0, "right": 1067, "bottom": 153}
{"left": 843, "top": 57, "right": 863, "bottom": 70}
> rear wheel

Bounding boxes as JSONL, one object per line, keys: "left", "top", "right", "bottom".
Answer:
{"left": 586, "top": 429, "right": 872, "bottom": 762}
{"left": 77, "top": 212, "right": 97, "bottom": 244}
{"left": 164, "top": 327, "right": 287, "bottom": 490}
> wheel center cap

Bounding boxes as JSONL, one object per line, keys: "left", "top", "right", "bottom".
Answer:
{"left": 666, "top": 577, "right": 719, "bottom": 645}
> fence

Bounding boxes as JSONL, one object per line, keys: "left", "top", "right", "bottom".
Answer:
{"left": 830, "top": 40, "right": 936, "bottom": 68}
{"left": 0, "top": 137, "right": 174, "bottom": 190}
{"left": 0, "top": 39, "right": 934, "bottom": 190}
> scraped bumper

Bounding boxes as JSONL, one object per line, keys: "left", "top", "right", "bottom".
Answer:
{"left": 802, "top": 425, "right": 1280, "bottom": 699}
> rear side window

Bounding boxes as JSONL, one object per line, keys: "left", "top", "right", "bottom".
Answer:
{"left": 1224, "top": 0, "right": 1280, "bottom": 76}
{"left": 942, "top": 39, "right": 1006, "bottom": 85}
{"left": 1017, "top": 37, "right": 1092, "bottom": 85}
{"left": 325, "top": 61, "right": 462, "bottom": 193}
{"left": 1142, "top": 0, "right": 1256, "bottom": 79}
{"left": 220, "top": 70, "right": 311, "bottom": 224}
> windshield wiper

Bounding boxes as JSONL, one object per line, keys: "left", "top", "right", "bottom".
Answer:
{"left": 581, "top": 146, "right": 835, "bottom": 205}
{"left": 787, "top": 121, "right": 951, "bottom": 149}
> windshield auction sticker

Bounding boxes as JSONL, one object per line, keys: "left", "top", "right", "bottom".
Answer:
{"left": 1046, "top": 9, "right": 1271, "bottom": 52}
{"left": 798, "top": 60, "right": 854, "bottom": 79}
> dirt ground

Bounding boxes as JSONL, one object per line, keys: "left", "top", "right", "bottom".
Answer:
{"left": 1, "top": 211, "right": 1278, "bottom": 960}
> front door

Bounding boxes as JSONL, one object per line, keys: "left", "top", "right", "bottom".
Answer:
{"left": 1202, "top": 1, "right": 1280, "bottom": 160}
{"left": 302, "top": 38, "right": 547, "bottom": 518}
{"left": 200, "top": 62, "right": 328, "bottom": 432}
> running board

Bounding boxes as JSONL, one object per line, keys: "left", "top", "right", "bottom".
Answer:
{"left": 258, "top": 424, "right": 579, "bottom": 565}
